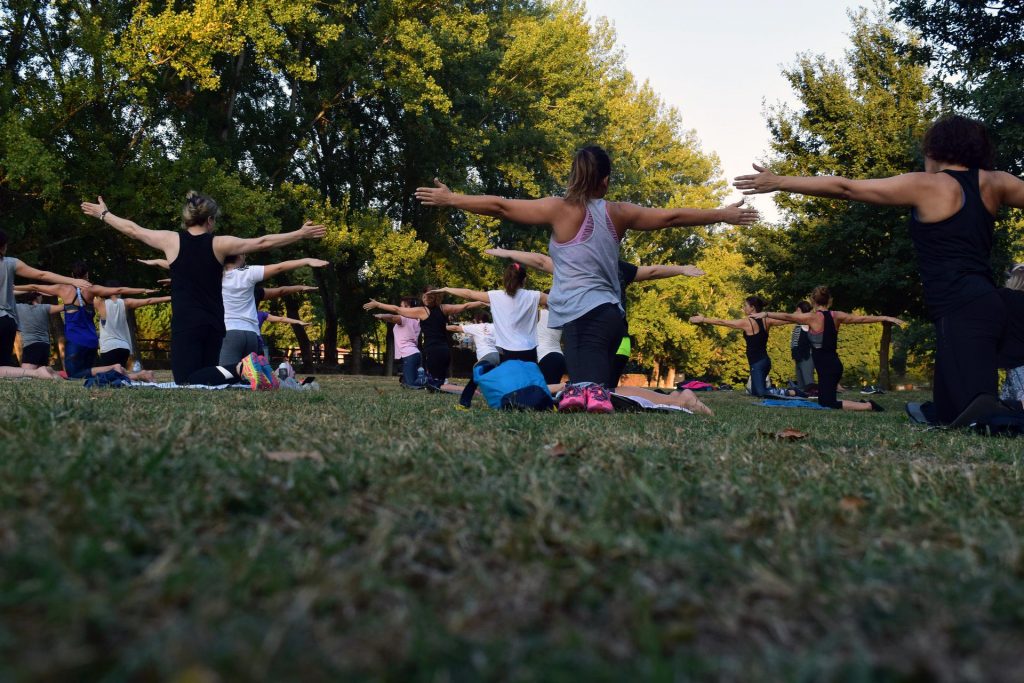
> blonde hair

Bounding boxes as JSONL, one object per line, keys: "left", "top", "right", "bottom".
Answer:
{"left": 182, "top": 191, "right": 220, "bottom": 228}
{"left": 811, "top": 285, "right": 831, "bottom": 306}
{"left": 565, "top": 146, "right": 611, "bottom": 205}
{"left": 1007, "top": 265, "right": 1024, "bottom": 291}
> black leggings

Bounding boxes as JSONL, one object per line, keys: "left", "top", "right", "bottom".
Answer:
{"left": 931, "top": 288, "right": 1024, "bottom": 423}
{"left": 539, "top": 353, "right": 567, "bottom": 385}
{"left": 561, "top": 303, "right": 627, "bottom": 386}
{"left": 812, "top": 349, "right": 844, "bottom": 409}
{"left": 187, "top": 365, "right": 240, "bottom": 386}
{"left": 172, "top": 324, "right": 225, "bottom": 384}
{"left": 99, "top": 348, "right": 130, "bottom": 367}
{"left": 0, "top": 316, "right": 17, "bottom": 367}
{"left": 422, "top": 344, "right": 451, "bottom": 382}
{"left": 498, "top": 347, "right": 538, "bottom": 363}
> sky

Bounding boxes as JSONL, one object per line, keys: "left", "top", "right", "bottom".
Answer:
{"left": 582, "top": 0, "right": 867, "bottom": 221}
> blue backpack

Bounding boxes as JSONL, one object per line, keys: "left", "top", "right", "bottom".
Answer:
{"left": 473, "top": 360, "right": 554, "bottom": 411}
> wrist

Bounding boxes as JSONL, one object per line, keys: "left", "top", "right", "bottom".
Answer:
{"left": 100, "top": 209, "right": 109, "bottom": 222}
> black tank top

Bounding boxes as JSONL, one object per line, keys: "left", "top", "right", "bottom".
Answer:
{"left": 744, "top": 318, "right": 768, "bottom": 363}
{"left": 170, "top": 231, "right": 224, "bottom": 331}
{"left": 420, "top": 305, "right": 448, "bottom": 348}
{"left": 815, "top": 310, "right": 838, "bottom": 354}
{"left": 908, "top": 168, "right": 996, "bottom": 319}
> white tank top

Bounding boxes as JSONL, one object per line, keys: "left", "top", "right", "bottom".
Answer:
{"left": 99, "top": 298, "right": 133, "bottom": 353}
{"left": 487, "top": 289, "right": 541, "bottom": 351}
{"left": 536, "top": 308, "right": 562, "bottom": 360}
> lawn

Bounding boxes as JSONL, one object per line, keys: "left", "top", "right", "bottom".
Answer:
{"left": 1, "top": 376, "right": 1022, "bottom": 682}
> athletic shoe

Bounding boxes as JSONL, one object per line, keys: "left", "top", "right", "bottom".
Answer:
{"left": 860, "top": 385, "right": 886, "bottom": 395}
{"left": 949, "top": 394, "right": 1013, "bottom": 429}
{"left": 257, "top": 355, "right": 280, "bottom": 389}
{"left": 585, "top": 385, "right": 614, "bottom": 414}
{"left": 239, "top": 352, "right": 272, "bottom": 390}
{"left": 866, "top": 399, "right": 885, "bottom": 412}
{"left": 558, "top": 384, "right": 587, "bottom": 413}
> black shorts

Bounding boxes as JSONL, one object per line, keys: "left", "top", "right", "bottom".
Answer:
{"left": 21, "top": 342, "right": 50, "bottom": 367}
{"left": 98, "top": 348, "right": 130, "bottom": 367}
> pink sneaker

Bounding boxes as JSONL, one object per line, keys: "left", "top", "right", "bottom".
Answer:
{"left": 558, "top": 384, "right": 587, "bottom": 413}
{"left": 585, "top": 385, "right": 614, "bottom": 414}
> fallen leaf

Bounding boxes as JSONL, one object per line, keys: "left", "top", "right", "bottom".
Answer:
{"left": 546, "top": 442, "right": 568, "bottom": 457}
{"left": 839, "top": 496, "right": 867, "bottom": 512}
{"left": 265, "top": 450, "right": 324, "bottom": 464}
{"left": 758, "top": 428, "right": 808, "bottom": 441}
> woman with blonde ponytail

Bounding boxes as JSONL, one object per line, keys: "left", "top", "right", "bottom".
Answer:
{"left": 417, "top": 145, "right": 758, "bottom": 413}
{"left": 82, "top": 191, "right": 326, "bottom": 384}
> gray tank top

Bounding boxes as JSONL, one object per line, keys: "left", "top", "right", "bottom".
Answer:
{"left": 547, "top": 199, "right": 622, "bottom": 328}
{"left": 16, "top": 303, "right": 51, "bottom": 346}
{"left": 99, "top": 298, "right": 133, "bottom": 353}
{"left": 0, "top": 257, "right": 21, "bottom": 324}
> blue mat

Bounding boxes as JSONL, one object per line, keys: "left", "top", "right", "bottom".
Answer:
{"left": 758, "top": 399, "right": 832, "bottom": 410}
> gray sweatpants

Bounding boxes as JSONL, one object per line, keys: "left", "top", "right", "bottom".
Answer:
{"left": 219, "top": 329, "right": 262, "bottom": 366}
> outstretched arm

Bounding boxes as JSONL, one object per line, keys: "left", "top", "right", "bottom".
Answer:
{"left": 261, "top": 258, "right": 329, "bottom": 280}
{"left": 612, "top": 200, "right": 759, "bottom": 232}
{"left": 15, "top": 283, "right": 65, "bottom": 297}
{"left": 443, "top": 301, "right": 487, "bottom": 315}
{"left": 81, "top": 197, "right": 178, "bottom": 254}
{"left": 429, "top": 287, "right": 490, "bottom": 304}
{"left": 832, "top": 312, "right": 906, "bottom": 326}
{"left": 260, "top": 285, "right": 318, "bottom": 300}
{"left": 752, "top": 311, "right": 818, "bottom": 325}
{"left": 734, "top": 164, "right": 938, "bottom": 207}
{"left": 88, "top": 285, "right": 158, "bottom": 297}
{"left": 266, "top": 314, "right": 310, "bottom": 327}
{"left": 446, "top": 324, "right": 465, "bottom": 333}
{"left": 416, "top": 179, "right": 564, "bottom": 226}
{"left": 375, "top": 314, "right": 404, "bottom": 324}
{"left": 124, "top": 296, "right": 172, "bottom": 310}
{"left": 688, "top": 315, "right": 752, "bottom": 331}
{"left": 14, "top": 263, "right": 90, "bottom": 289}
{"left": 485, "top": 248, "right": 554, "bottom": 274}
{"left": 634, "top": 264, "right": 705, "bottom": 281}
{"left": 363, "top": 300, "right": 428, "bottom": 320}
{"left": 48, "top": 304, "right": 64, "bottom": 315}
{"left": 137, "top": 258, "right": 170, "bottom": 270}
{"left": 213, "top": 221, "right": 326, "bottom": 259}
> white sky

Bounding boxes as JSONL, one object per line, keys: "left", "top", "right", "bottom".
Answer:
{"left": 583, "top": 0, "right": 868, "bottom": 220}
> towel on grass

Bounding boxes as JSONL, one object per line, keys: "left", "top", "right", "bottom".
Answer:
{"left": 758, "top": 399, "right": 831, "bottom": 410}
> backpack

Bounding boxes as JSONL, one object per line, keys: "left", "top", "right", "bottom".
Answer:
{"left": 473, "top": 360, "right": 554, "bottom": 411}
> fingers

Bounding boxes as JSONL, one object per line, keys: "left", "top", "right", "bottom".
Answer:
{"left": 728, "top": 199, "right": 745, "bottom": 208}
{"left": 753, "top": 163, "right": 767, "bottom": 172}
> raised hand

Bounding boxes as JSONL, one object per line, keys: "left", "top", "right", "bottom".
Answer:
{"left": 305, "top": 258, "right": 330, "bottom": 268}
{"left": 300, "top": 285, "right": 319, "bottom": 292}
{"left": 71, "top": 278, "right": 92, "bottom": 289}
{"left": 415, "top": 178, "right": 454, "bottom": 207}
{"left": 81, "top": 196, "right": 108, "bottom": 220}
{"left": 363, "top": 299, "right": 381, "bottom": 311}
{"left": 734, "top": 164, "right": 782, "bottom": 195}
{"left": 720, "top": 199, "right": 759, "bottom": 226}
{"left": 681, "top": 265, "right": 705, "bottom": 277}
{"left": 299, "top": 222, "right": 327, "bottom": 239}
{"left": 889, "top": 317, "right": 907, "bottom": 326}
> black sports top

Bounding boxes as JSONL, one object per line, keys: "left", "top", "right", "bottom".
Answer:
{"left": 908, "top": 168, "right": 996, "bottom": 319}
{"left": 420, "top": 305, "right": 449, "bottom": 348}
{"left": 617, "top": 260, "right": 639, "bottom": 333}
{"left": 170, "top": 231, "right": 224, "bottom": 331}
{"left": 810, "top": 310, "right": 838, "bottom": 354}
{"left": 744, "top": 317, "right": 769, "bottom": 363}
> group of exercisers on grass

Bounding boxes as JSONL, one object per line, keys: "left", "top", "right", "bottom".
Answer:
{"left": 2, "top": 114, "right": 1023, "bottom": 425}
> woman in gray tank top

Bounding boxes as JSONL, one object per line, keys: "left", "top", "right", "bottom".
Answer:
{"left": 14, "top": 291, "right": 62, "bottom": 369}
{"left": 416, "top": 146, "right": 758, "bottom": 413}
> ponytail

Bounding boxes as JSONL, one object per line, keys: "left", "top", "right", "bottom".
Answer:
{"left": 503, "top": 262, "right": 527, "bottom": 296}
{"left": 565, "top": 145, "right": 611, "bottom": 205}
{"left": 811, "top": 285, "right": 831, "bottom": 306}
{"left": 744, "top": 295, "right": 765, "bottom": 313}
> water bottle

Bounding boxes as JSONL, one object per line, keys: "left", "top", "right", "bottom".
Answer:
{"left": 132, "top": 360, "right": 142, "bottom": 372}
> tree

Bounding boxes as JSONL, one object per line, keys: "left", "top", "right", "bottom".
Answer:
{"left": 743, "top": 8, "right": 934, "bottom": 389}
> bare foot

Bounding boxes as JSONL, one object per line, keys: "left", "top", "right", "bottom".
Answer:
{"left": 129, "top": 370, "right": 155, "bottom": 382}
{"left": 673, "top": 389, "right": 714, "bottom": 416}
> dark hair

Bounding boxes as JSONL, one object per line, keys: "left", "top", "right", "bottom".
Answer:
{"left": 0, "top": 229, "right": 7, "bottom": 258}
{"left": 565, "top": 145, "right": 611, "bottom": 205}
{"left": 922, "top": 115, "right": 995, "bottom": 170}
{"left": 503, "top": 262, "right": 528, "bottom": 296}
{"left": 400, "top": 296, "right": 419, "bottom": 307}
{"left": 105, "top": 279, "right": 122, "bottom": 288}
{"left": 472, "top": 311, "right": 491, "bottom": 324}
{"left": 744, "top": 295, "right": 765, "bottom": 313}
{"left": 182, "top": 190, "right": 220, "bottom": 227}
{"left": 811, "top": 285, "right": 831, "bottom": 306}
{"left": 71, "top": 261, "right": 89, "bottom": 279}
{"left": 19, "top": 291, "right": 42, "bottom": 304}
{"left": 795, "top": 300, "right": 812, "bottom": 313}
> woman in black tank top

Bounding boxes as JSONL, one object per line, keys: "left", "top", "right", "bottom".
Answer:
{"left": 82, "top": 192, "right": 326, "bottom": 384}
{"left": 364, "top": 288, "right": 486, "bottom": 389}
{"left": 689, "top": 295, "right": 786, "bottom": 397}
{"left": 736, "top": 115, "right": 1024, "bottom": 424}
{"left": 755, "top": 286, "right": 904, "bottom": 411}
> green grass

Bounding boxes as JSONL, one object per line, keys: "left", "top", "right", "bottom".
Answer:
{"left": 1, "top": 377, "right": 1023, "bottom": 681}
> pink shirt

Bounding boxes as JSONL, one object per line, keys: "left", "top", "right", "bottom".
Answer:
{"left": 393, "top": 317, "right": 421, "bottom": 359}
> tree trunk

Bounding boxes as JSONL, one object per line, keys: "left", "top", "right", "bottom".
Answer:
{"left": 651, "top": 359, "right": 661, "bottom": 387}
{"left": 384, "top": 323, "right": 394, "bottom": 377}
{"left": 878, "top": 321, "right": 892, "bottom": 390}
{"left": 314, "top": 269, "right": 338, "bottom": 371}
{"left": 348, "top": 333, "right": 363, "bottom": 375}
{"left": 284, "top": 297, "right": 314, "bottom": 372}
{"left": 664, "top": 367, "right": 676, "bottom": 389}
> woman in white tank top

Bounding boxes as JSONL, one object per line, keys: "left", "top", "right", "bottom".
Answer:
{"left": 417, "top": 146, "right": 758, "bottom": 413}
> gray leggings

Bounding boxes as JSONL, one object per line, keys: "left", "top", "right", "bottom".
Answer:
{"left": 219, "top": 329, "right": 262, "bottom": 366}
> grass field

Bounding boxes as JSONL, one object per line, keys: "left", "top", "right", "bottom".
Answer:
{"left": 1, "top": 376, "right": 1023, "bottom": 682}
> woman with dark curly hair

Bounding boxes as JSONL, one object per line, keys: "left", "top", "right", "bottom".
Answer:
{"left": 736, "top": 115, "right": 1024, "bottom": 426}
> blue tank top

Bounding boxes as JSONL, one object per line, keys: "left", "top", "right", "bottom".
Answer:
{"left": 64, "top": 288, "right": 99, "bottom": 348}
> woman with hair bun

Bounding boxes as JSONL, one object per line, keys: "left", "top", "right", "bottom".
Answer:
{"left": 752, "top": 286, "right": 905, "bottom": 411}
{"left": 689, "top": 295, "right": 787, "bottom": 397}
{"left": 416, "top": 145, "right": 758, "bottom": 413}
{"left": 82, "top": 192, "right": 326, "bottom": 384}
{"left": 736, "top": 114, "right": 1024, "bottom": 425}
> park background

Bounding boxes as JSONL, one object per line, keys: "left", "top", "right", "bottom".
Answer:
{"left": 2, "top": 0, "right": 1023, "bottom": 388}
